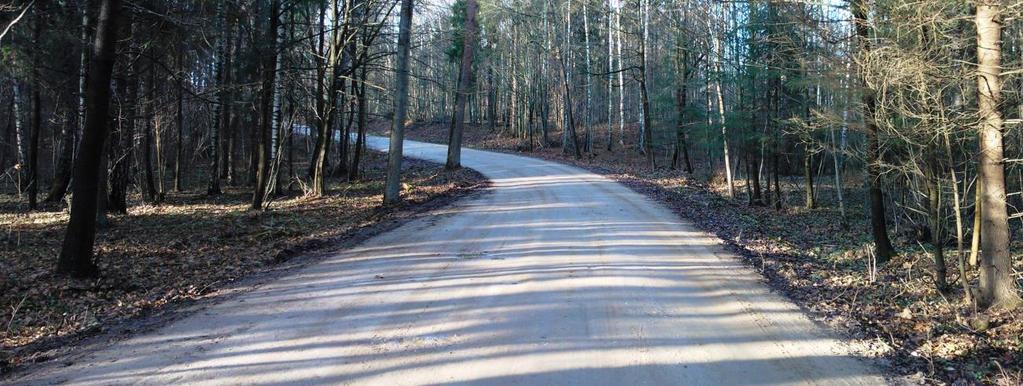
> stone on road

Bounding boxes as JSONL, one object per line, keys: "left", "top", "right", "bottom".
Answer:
{"left": 12, "top": 137, "right": 884, "bottom": 385}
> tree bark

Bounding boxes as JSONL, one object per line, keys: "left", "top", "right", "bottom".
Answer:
{"left": 45, "top": 31, "right": 81, "bottom": 203}
{"left": 311, "top": 0, "right": 348, "bottom": 196}
{"left": 583, "top": 0, "right": 592, "bottom": 153}
{"left": 209, "top": 2, "right": 230, "bottom": 196}
{"left": 141, "top": 72, "right": 157, "bottom": 202}
{"left": 252, "top": 0, "right": 280, "bottom": 209}
{"left": 852, "top": 0, "right": 895, "bottom": 262}
{"left": 712, "top": 35, "right": 732, "bottom": 197}
{"left": 27, "top": 6, "right": 42, "bottom": 210}
{"left": 606, "top": 0, "right": 614, "bottom": 151}
{"left": 383, "top": 0, "right": 414, "bottom": 205}
{"left": 57, "top": 0, "right": 121, "bottom": 278}
{"left": 803, "top": 149, "right": 815, "bottom": 209}
{"left": 614, "top": 0, "right": 624, "bottom": 146}
{"left": 672, "top": 15, "right": 693, "bottom": 174}
{"left": 108, "top": 75, "right": 131, "bottom": 213}
{"left": 174, "top": 55, "right": 184, "bottom": 193}
{"left": 446, "top": 0, "right": 478, "bottom": 169}
{"left": 12, "top": 82, "right": 26, "bottom": 196}
{"left": 928, "top": 146, "right": 948, "bottom": 292}
{"left": 975, "top": 0, "right": 1021, "bottom": 310}
{"left": 350, "top": 64, "right": 368, "bottom": 181}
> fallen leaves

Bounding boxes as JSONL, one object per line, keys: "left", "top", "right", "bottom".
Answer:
{"left": 389, "top": 119, "right": 1023, "bottom": 385}
{"left": 0, "top": 151, "right": 485, "bottom": 373}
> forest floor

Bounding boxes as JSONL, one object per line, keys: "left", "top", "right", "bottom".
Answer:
{"left": 375, "top": 120, "right": 1023, "bottom": 385}
{"left": 0, "top": 151, "right": 486, "bottom": 376}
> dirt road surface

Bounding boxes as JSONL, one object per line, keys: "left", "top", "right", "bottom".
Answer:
{"left": 11, "top": 137, "right": 884, "bottom": 385}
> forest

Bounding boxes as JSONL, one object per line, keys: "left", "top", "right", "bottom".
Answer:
{"left": 2, "top": 0, "right": 1023, "bottom": 384}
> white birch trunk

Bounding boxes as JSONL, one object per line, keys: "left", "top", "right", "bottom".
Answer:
{"left": 713, "top": 34, "right": 734, "bottom": 198}
{"left": 606, "top": 0, "right": 613, "bottom": 150}
{"left": 614, "top": 0, "right": 624, "bottom": 146}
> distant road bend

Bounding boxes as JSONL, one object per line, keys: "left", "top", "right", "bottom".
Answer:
{"left": 14, "top": 137, "right": 885, "bottom": 385}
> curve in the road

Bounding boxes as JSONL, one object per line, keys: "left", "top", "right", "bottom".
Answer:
{"left": 12, "top": 137, "right": 884, "bottom": 385}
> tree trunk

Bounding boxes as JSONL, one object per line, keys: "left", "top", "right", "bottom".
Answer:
{"left": 970, "top": 182, "right": 982, "bottom": 266}
{"left": 383, "top": 0, "right": 414, "bottom": 205}
{"left": 108, "top": 74, "right": 132, "bottom": 214}
{"left": 946, "top": 135, "right": 971, "bottom": 302}
{"left": 311, "top": 0, "right": 348, "bottom": 197}
{"left": 12, "top": 82, "right": 26, "bottom": 197}
{"left": 639, "top": 0, "right": 652, "bottom": 168}
{"left": 712, "top": 35, "right": 733, "bottom": 198}
{"left": 252, "top": 0, "right": 280, "bottom": 209}
{"left": 57, "top": 0, "right": 121, "bottom": 278}
{"left": 852, "top": 0, "right": 895, "bottom": 262}
{"left": 614, "top": 0, "right": 624, "bottom": 146}
{"left": 141, "top": 73, "right": 157, "bottom": 202}
{"left": 928, "top": 147, "right": 948, "bottom": 292}
{"left": 27, "top": 8, "right": 42, "bottom": 210}
{"left": 830, "top": 126, "right": 847, "bottom": 217}
{"left": 45, "top": 95, "right": 78, "bottom": 203}
{"left": 772, "top": 151, "right": 781, "bottom": 210}
{"left": 583, "top": 0, "right": 592, "bottom": 153}
{"left": 559, "top": 54, "right": 582, "bottom": 160}
{"left": 488, "top": 64, "right": 497, "bottom": 132}
{"left": 446, "top": 0, "right": 478, "bottom": 169}
{"left": 672, "top": 21, "right": 693, "bottom": 174}
{"left": 1, "top": 96, "right": 11, "bottom": 171}
{"left": 804, "top": 148, "right": 815, "bottom": 209}
{"left": 209, "top": 2, "right": 230, "bottom": 196}
{"left": 174, "top": 54, "right": 185, "bottom": 192}
{"left": 350, "top": 64, "right": 368, "bottom": 181}
{"left": 975, "top": 0, "right": 1022, "bottom": 310}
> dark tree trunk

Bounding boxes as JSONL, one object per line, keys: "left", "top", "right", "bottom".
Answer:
{"left": 225, "top": 24, "right": 242, "bottom": 185}
{"left": 27, "top": 4, "right": 43, "bottom": 210}
{"left": 1, "top": 96, "right": 11, "bottom": 171}
{"left": 28, "top": 73, "right": 41, "bottom": 211}
{"left": 96, "top": 138, "right": 109, "bottom": 228}
{"left": 108, "top": 74, "right": 133, "bottom": 214}
{"left": 672, "top": 56, "right": 693, "bottom": 174}
{"left": 928, "top": 147, "right": 948, "bottom": 292}
{"left": 558, "top": 58, "right": 582, "bottom": 160}
{"left": 640, "top": 79, "right": 653, "bottom": 169}
{"left": 45, "top": 100, "right": 76, "bottom": 203}
{"left": 339, "top": 79, "right": 354, "bottom": 177}
{"left": 383, "top": 0, "right": 414, "bottom": 205}
{"left": 209, "top": 3, "right": 231, "bottom": 196}
{"left": 252, "top": 0, "right": 280, "bottom": 209}
{"left": 772, "top": 152, "right": 782, "bottom": 210}
{"left": 446, "top": 0, "right": 479, "bottom": 169}
{"left": 57, "top": 0, "right": 121, "bottom": 278}
{"left": 46, "top": 11, "right": 83, "bottom": 204}
{"left": 310, "top": 0, "right": 348, "bottom": 196}
{"left": 141, "top": 72, "right": 157, "bottom": 202}
{"left": 803, "top": 148, "right": 815, "bottom": 209}
{"left": 852, "top": 0, "right": 894, "bottom": 262}
{"left": 488, "top": 65, "right": 497, "bottom": 132}
{"left": 751, "top": 149, "right": 763, "bottom": 205}
{"left": 175, "top": 60, "right": 185, "bottom": 192}
{"left": 350, "top": 65, "right": 368, "bottom": 181}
